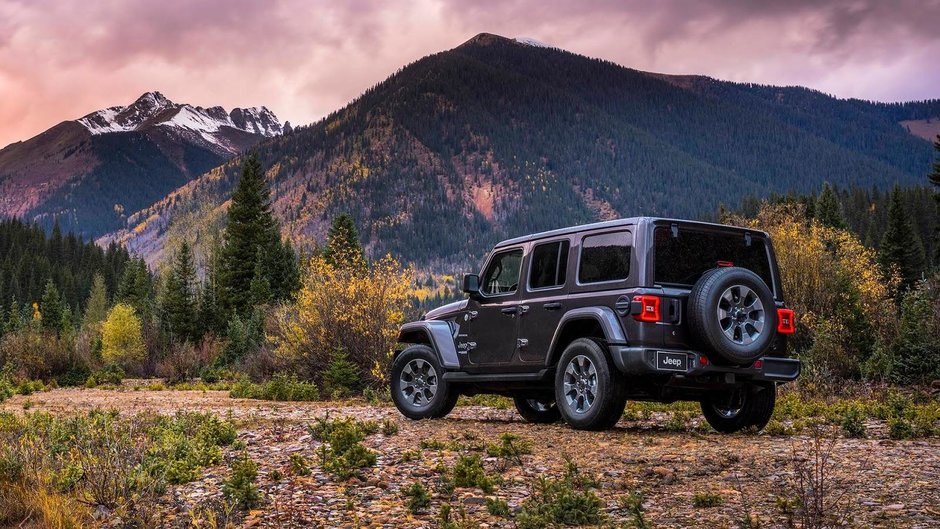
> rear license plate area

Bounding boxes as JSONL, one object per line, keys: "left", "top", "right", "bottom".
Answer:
{"left": 656, "top": 351, "right": 688, "bottom": 372}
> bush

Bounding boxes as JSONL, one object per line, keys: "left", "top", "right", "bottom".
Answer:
{"left": 404, "top": 482, "right": 431, "bottom": 513}
{"left": 309, "top": 417, "right": 378, "bottom": 479}
{"left": 452, "top": 454, "right": 495, "bottom": 493}
{"left": 222, "top": 453, "right": 260, "bottom": 509}
{"left": 0, "top": 410, "right": 239, "bottom": 526}
{"left": 693, "top": 491, "right": 723, "bottom": 508}
{"left": 840, "top": 403, "right": 867, "bottom": 438}
{"left": 485, "top": 497, "right": 510, "bottom": 516}
{"left": 288, "top": 454, "right": 310, "bottom": 476}
{"left": 85, "top": 364, "right": 126, "bottom": 387}
{"left": 516, "top": 460, "right": 603, "bottom": 528}
{"left": 230, "top": 373, "right": 319, "bottom": 401}
{"left": 271, "top": 254, "right": 413, "bottom": 384}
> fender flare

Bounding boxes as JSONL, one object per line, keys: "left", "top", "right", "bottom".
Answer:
{"left": 545, "top": 306, "right": 627, "bottom": 365}
{"left": 396, "top": 321, "right": 460, "bottom": 368}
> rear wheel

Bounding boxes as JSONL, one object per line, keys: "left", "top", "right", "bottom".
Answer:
{"left": 391, "top": 345, "right": 458, "bottom": 420}
{"left": 554, "top": 338, "right": 626, "bottom": 430}
{"left": 700, "top": 382, "right": 776, "bottom": 433}
{"left": 513, "top": 397, "right": 561, "bottom": 424}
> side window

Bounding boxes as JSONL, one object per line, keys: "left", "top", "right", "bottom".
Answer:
{"left": 481, "top": 248, "right": 523, "bottom": 296}
{"left": 578, "top": 231, "right": 632, "bottom": 284}
{"left": 528, "top": 240, "right": 570, "bottom": 290}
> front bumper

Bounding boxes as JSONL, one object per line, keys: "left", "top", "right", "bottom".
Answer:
{"left": 611, "top": 346, "right": 801, "bottom": 382}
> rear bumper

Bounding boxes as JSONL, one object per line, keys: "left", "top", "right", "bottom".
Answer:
{"left": 611, "top": 346, "right": 801, "bottom": 382}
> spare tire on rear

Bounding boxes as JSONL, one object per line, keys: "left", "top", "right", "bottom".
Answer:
{"left": 687, "top": 267, "right": 776, "bottom": 365}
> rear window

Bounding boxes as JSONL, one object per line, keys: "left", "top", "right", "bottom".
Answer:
{"left": 578, "top": 231, "right": 632, "bottom": 284}
{"left": 654, "top": 226, "right": 773, "bottom": 288}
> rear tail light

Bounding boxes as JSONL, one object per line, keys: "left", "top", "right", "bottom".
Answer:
{"left": 631, "top": 295, "right": 661, "bottom": 322}
{"left": 777, "top": 308, "right": 795, "bottom": 334}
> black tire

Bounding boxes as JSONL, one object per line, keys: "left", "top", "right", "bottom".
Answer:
{"left": 554, "top": 338, "right": 626, "bottom": 431}
{"left": 700, "top": 383, "right": 776, "bottom": 433}
{"left": 513, "top": 397, "right": 562, "bottom": 424}
{"left": 687, "top": 267, "right": 777, "bottom": 365}
{"left": 391, "top": 345, "right": 458, "bottom": 420}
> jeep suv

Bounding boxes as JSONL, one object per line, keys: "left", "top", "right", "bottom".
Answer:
{"left": 391, "top": 217, "right": 799, "bottom": 432}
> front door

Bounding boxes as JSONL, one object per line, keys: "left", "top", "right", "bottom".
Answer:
{"left": 466, "top": 247, "right": 525, "bottom": 366}
{"left": 519, "top": 239, "right": 570, "bottom": 363}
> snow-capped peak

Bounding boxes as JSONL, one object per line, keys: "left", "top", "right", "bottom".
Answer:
{"left": 77, "top": 92, "right": 283, "bottom": 149}
{"left": 514, "top": 36, "right": 553, "bottom": 49}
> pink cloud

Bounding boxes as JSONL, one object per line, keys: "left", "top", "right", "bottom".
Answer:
{"left": 1, "top": 0, "right": 938, "bottom": 148}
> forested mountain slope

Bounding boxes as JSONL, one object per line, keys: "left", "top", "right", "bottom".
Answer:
{"left": 108, "top": 34, "right": 938, "bottom": 270}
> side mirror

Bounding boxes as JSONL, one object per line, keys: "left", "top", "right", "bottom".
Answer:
{"left": 462, "top": 274, "right": 481, "bottom": 296}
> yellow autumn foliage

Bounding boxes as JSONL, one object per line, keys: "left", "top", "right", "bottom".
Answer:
{"left": 272, "top": 254, "right": 413, "bottom": 384}
{"left": 101, "top": 303, "right": 145, "bottom": 366}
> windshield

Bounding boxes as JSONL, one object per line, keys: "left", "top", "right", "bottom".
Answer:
{"left": 653, "top": 226, "right": 773, "bottom": 291}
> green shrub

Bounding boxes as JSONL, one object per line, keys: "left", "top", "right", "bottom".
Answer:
{"left": 452, "top": 454, "right": 494, "bottom": 493}
{"left": 288, "top": 454, "right": 310, "bottom": 476}
{"left": 309, "top": 417, "right": 377, "bottom": 479}
{"left": 888, "top": 417, "right": 914, "bottom": 440}
{"left": 230, "top": 373, "right": 319, "bottom": 401}
{"left": 619, "top": 491, "right": 650, "bottom": 529}
{"left": 516, "top": 460, "right": 603, "bottom": 528}
{"left": 381, "top": 418, "right": 399, "bottom": 436}
{"left": 85, "top": 364, "right": 125, "bottom": 387}
{"left": 840, "top": 402, "right": 867, "bottom": 438}
{"left": 404, "top": 482, "right": 432, "bottom": 513}
{"left": 693, "top": 491, "right": 723, "bottom": 508}
{"left": 485, "top": 496, "right": 510, "bottom": 516}
{"left": 322, "top": 348, "right": 359, "bottom": 397}
{"left": 222, "top": 453, "right": 260, "bottom": 509}
{"left": 486, "top": 432, "right": 532, "bottom": 460}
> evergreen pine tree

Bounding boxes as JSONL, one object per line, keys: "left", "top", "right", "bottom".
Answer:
{"left": 219, "top": 154, "right": 281, "bottom": 316}
{"left": 929, "top": 134, "right": 940, "bottom": 265}
{"left": 40, "top": 279, "right": 63, "bottom": 333}
{"left": 880, "top": 185, "right": 927, "bottom": 289}
{"left": 162, "top": 241, "right": 199, "bottom": 343}
{"left": 5, "top": 298, "right": 22, "bottom": 334}
{"left": 815, "top": 182, "right": 847, "bottom": 229}
{"left": 84, "top": 273, "right": 109, "bottom": 329}
{"left": 323, "top": 213, "right": 366, "bottom": 271}
{"left": 198, "top": 236, "right": 224, "bottom": 336}
{"left": 117, "top": 259, "right": 153, "bottom": 318}
{"left": 248, "top": 253, "right": 272, "bottom": 307}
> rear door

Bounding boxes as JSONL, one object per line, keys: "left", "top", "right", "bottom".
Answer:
{"left": 518, "top": 239, "right": 571, "bottom": 363}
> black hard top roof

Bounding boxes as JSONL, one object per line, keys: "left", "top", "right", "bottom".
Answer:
{"left": 493, "top": 217, "right": 766, "bottom": 248}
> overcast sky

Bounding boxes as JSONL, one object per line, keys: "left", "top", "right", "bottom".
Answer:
{"left": 2, "top": 0, "right": 939, "bottom": 148}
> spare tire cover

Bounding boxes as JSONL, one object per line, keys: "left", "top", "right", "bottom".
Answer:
{"left": 686, "top": 267, "right": 777, "bottom": 365}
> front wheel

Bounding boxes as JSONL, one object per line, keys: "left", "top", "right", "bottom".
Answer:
{"left": 700, "top": 382, "right": 776, "bottom": 433}
{"left": 513, "top": 397, "right": 561, "bottom": 424}
{"left": 391, "top": 345, "right": 458, "bottom": 420}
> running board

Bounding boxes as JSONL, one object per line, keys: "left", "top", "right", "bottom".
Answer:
{"left": 442, "top": 370, "right": 552, "bottom": 383}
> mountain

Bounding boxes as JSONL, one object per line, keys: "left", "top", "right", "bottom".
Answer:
{"left": 108, "top": 33, "right": 939, "bottom": 270}
{"left": 0, "top": 92, "right": 282, "bottom": 238}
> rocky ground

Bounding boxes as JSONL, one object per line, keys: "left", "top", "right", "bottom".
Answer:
{"left": 3, "top": 387, "right": 938, "bottom": 528}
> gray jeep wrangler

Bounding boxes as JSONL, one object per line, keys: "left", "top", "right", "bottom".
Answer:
{"left": 391, "top": 217, "right": 799, "bottom": 432}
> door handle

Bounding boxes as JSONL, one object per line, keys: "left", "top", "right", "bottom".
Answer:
{"left": 501, "top": 306, "right": 519, "bottom": 315}
{"left": 543, "top": 302, "right": 562, "bottom": 310}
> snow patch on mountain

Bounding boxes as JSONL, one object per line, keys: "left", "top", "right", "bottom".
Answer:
{"left": 514, "top": 37, "right": 553, "bottom": 48}
{"left": 77, "top": 92, "right": 282, "bottom": 147}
